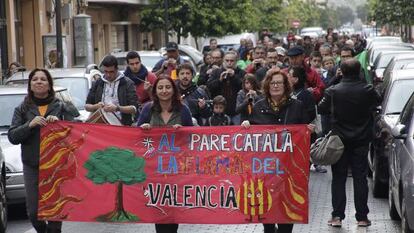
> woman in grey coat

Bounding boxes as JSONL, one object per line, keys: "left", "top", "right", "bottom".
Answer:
{"left": 8, "top": 68, "right": 76, "bottom": 233}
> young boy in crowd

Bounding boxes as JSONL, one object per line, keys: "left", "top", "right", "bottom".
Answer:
{"left": 321, "top": 56, "right": 336, "bottom": 86}
{"left": 207, "top": 95, "right": 231, "bottom": 126}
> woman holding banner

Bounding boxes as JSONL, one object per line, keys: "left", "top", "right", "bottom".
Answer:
{"left": 8, "top": 68, "right": 76, "bottom": 233}
{"left": 137, "top": 75, "right": 193, "bottom": 233}
{"left": 241, "top": 68, "right": 314, "bottom": 233}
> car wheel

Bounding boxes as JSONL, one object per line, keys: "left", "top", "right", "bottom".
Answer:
{"left": 402, "top": 195, "right": 414, "bottom": 233}
{"left": 372, "top": 155, "right": 387, "bottom": 198}
{"left": 388, "top": 177, "right": 400, "bottom": 220}
{"left": 0, "top": 169, "right": 7, "bottom": 233}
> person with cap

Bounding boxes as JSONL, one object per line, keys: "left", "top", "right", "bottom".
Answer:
{"left": 152, "top": 41, "right": 194, "bottom": 79}
{"left": 284, "top": 45, "right": 325, "bottom": 102}
{"left": 275, "top": 46, "right": 289, "bottom": 69}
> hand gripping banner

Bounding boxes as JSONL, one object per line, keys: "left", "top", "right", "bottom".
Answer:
{"left": 38, "top": 121, "right": 310, "bottom": 224}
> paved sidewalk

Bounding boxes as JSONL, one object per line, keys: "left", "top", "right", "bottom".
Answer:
{"left": 13, "top": 170, "right": 401, "bottom": 233}
{"left": 61, "top": 170, "right": 401, "bottom": 233}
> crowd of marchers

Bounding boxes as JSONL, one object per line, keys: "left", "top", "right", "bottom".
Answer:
{"left": 7, "top": 28, "right": 383, "bottom": 233}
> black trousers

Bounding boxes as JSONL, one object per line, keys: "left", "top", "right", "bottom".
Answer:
{"left": 155, "top": 224, "right": 179, "bottom": 233}
{"left": 23, "top": 165, "right": 62, "bottom": 233}
{"left": 263, "top": 223, "right": 293, "bottom": 233}
{"left": 331, "top": 142, "right": 370, "bottom": 221}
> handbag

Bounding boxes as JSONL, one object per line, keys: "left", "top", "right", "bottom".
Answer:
{"left": 310, "top": 92, "right": 344, "bottom": 165}
{"left": 310, "top": 131, "right": 344, "bottom": 165}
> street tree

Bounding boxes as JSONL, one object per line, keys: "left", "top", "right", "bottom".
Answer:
{"left": 140, "top": 0, "right": 256, "bottom": 47}
{"left": 283, "top": 0, "right": 321, "bottom": 30}
{"left": 84, "top": 147, "right": 147, "bottom": 222}
{"left": 336, "top": 6, "right": 355, "bottom": 26}
{"left": 356, "top": 3, "right": 369, "bottom": 23}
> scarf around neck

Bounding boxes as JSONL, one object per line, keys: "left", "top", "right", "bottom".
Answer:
{"left": 124, "top": 65, "right": 148, "bottom": 85}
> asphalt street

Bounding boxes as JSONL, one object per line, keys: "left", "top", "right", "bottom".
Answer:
{"left": 7, "top": 169, "right": 401, "bottom": 233}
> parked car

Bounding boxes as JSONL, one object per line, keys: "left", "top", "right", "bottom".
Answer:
{"left": 0, "top": 85, "right": 76, "bottom": 205}
{"left": 6, "top": 68, "right": 96, "bottom": 122}
{"left": 159, "top": 44, "right": 203, "bottom": 70}
{"left": 202, "top": 33, "right": 256, "bottom": 53}
{"left": 105, "top": 50, "right": 164, "bottom": 71}
{"left": 369, "top": 69, "right": 414, "bottom": 198}
{"left": 370, "top": 50, "right": 414, "bottom": 83}
{"left": 366, "top": 36, "right": 403, "bottom": 50}
{"left": 300, "top": 27, "right": 323, "bottom": 38}
{"left": 388, "top": 91, "right": 414, "bottom": 233}
{"left": 0, "top": 141, "right": 7, "bottom": 233}
{"left": 367, "top": 43, "right": 414, "bottom": 68}
{"left": 381, "top": 54, "right": 414, "bottom": 94}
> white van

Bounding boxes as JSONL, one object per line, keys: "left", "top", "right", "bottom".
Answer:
{"left": 202, "top": 33, "right": 257, "bottom": 53}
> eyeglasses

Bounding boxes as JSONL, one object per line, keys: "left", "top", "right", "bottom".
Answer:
{"left": 270, "top": 81, "right": 284, "bottom": 87}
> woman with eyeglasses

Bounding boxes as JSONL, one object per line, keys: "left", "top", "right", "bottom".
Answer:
{"left": 241, "top": 68, "right": 314, "bottom": 233}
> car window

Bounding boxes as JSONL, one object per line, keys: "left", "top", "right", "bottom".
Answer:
{"left": 0, "top": 94, "right": 25, "bottom": 126}
{"left": 53, "top": 77, "right": 88, "bottom": 110}
{"left": 385, "top": 79, "right": 414, "bottom": 114}
{"left": 399, "top": 92, "right": 414, "bottom": 127}
{"left": 377, "top": 54, "right": 396, "bottom": 69}
{"left": 403, "top": 62, "right": 414, "bottom": 69}
{"left": 141, "top": 56, "right": 162, "bottom": 70}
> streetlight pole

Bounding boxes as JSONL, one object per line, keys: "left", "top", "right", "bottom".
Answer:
{"left": 0, "top": 0, "right": 8, "bottom": 79}
{"left": 164, "top": 0, "right": 169, "bottom": 44}
{"left": 56, "top": 0, "right": 63, "bottom": 68}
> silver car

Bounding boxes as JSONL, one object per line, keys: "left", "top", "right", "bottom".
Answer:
{"left": 5, "top": 68, "right": 97, "bottom": 122}
{"left": 105, "top": 50, "right": 164, "bottom": 71}
{"left": 389, "top": 91, "right": 414, "bottom": 232}
{"left": 0, "top": 137, "right": 8, "bottom": 232}
{"left": 0, "top": 85, "right": 76, "bottom": 204}
{"left": 369, "top": 69, "right": 414, "bottom": 198}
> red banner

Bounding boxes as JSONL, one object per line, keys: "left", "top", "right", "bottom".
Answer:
{"left": 38, "top": 122, "right": 310, "bottom": 224}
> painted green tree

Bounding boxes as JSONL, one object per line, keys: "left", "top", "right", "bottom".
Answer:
{"left": 84, "top": 147, "right": 146, "bottom": 222}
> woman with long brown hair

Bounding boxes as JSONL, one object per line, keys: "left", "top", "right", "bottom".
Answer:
{"left": 8, "top": 68, "right": 76, "bottom": 233}
{"left": 242, "top": 68, "right": 314, "bottom": 233}
{"left": 137, "top": 75, "right": 193, "bottom": 233}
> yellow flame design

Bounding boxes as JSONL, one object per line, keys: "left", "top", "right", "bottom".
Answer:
{"left": 288, "top": 178, "right": 305, "bottom": 204}
{"left": 40, "top": 127, "right": 71, "bottom": 154}
{"left": 282, "top": 201, "right": 303, "bottom": 221}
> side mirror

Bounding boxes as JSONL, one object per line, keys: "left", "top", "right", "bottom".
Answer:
{"left": 392, "top": 124, "right": 407, "bottom": 139}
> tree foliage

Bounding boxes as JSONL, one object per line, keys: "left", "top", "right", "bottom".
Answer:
{"left": 84, "top": 147, "right": 146, "bottom": 185}
{"left": 356, "top": 4, "right": 369, "bottom": 23}
{"left": 140, "top": 0, "right": 256, "bottom": 39}
{"left": 335, "top": 6, "right": 355, "bottom": 26}
{"left": 368, "top": 0, "right": 414, "bottom": 26}
{"left": 139, "top": 0, "right": 357, "bottom": 38}
{"left": 84, "top": 147, "right": 146, "bottom": 222}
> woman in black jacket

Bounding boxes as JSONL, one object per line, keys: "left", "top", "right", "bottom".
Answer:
{"left": 8, "top": 68, "right": 75, "bottom": 233}
{"left": 241, "top": 69, "right": 313, "bottom": 233}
